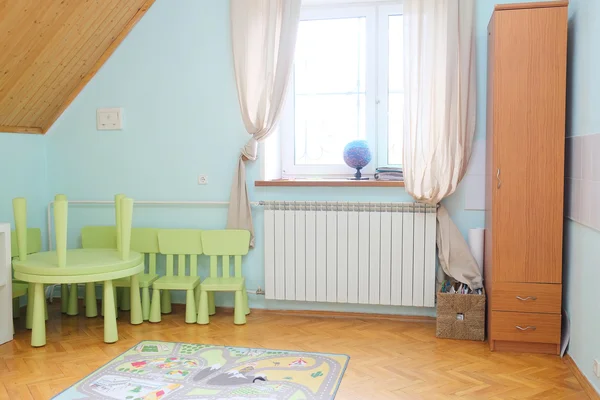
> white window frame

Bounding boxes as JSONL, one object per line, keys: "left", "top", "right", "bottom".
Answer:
{"left": 378, "top": 4, "right": 403, "bottom": 167}
{"left": 279, "top": 1, "right": 403, "bottom": 178}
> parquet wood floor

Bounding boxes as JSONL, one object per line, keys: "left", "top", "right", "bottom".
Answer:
{"left": 0, "top": 302, "right": 591, "bottom": 399}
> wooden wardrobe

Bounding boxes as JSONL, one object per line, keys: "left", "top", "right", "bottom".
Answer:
{"left": 484, "top": 1, "right": 568, "bottom": 354}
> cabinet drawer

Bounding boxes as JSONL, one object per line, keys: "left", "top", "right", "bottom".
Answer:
{"left": 491, "top": 311, "right": 561, "bottom": 344}
{"left": 492, "top": 283, "right": 561, "bottom": 313}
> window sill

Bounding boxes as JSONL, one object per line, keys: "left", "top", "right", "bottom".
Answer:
{"left": 255, "top": 179, "right": 405, "bottom": 187}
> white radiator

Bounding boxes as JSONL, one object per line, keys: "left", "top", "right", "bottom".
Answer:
{"left": 263, "top": 201, "right": 437, "bottom": 307}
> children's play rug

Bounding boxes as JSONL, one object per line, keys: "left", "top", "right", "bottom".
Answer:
{"left": 53, "top": 341, "right": 349, "bottom": 400}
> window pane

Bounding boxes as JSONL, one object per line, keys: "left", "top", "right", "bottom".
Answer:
{"left": 388, "top": 15, "right": 403, "bottom": 92}
{"left": 388, "top": 94, "right": 403, "bottom": 165}
{"left": 294, "top": 17, "right": 366, "bottom": 165}
{"left": 388, "top": 15, "right": 403, "bottom": 165}
{"left": 295, "top": 94, "right": 366, "bottom": 165}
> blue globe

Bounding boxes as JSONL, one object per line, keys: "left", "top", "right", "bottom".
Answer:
{"left": 343, "top": 140, "right": 372, "bottom": 179}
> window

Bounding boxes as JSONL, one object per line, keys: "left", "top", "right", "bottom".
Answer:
{"left": 280, "top": 3, "right": 403, "bottom": 177}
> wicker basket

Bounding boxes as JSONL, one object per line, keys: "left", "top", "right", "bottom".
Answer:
{"left": 436, "top": 288, "right": 486, "bottom": 341}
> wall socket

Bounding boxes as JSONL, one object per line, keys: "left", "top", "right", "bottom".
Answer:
{"left": 594, "top": 359, "right": 600, "bottom": 378}
{"left": 198, "top": 175, "right": 208, "bottom": 185}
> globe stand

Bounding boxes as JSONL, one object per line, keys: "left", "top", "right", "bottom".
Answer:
{"left": 348, "top": 167, "right": 369, "bottom": 180}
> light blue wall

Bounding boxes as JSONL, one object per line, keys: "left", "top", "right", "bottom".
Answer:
{"left": 564, "top": 0, "right": 600, "bottom": 394}
{"left": 0, "top": 133, "right": 48, "bottom": 247}
{"left": 38, "top": 0, "right": 511, "bottom": 315}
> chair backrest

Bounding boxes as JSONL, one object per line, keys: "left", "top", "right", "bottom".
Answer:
{"left": 81, "top": 226, "right": 117, "bottom": 249}
{"left": 10, "top": 228, "right": 42, "bottom": 258}
{"left": 157, "top": 229, "right": 203, "bottom": 277}
{"left": 131, "top": 228, "right": 159, "bottom": 275}
{"left": 201, "top": 230, "right": 250, "bottom": 279}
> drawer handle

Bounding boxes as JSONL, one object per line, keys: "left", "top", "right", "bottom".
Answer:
{"left": 515, "top": 325, "right": 537, "bottom": 331}
{"left": 516, "top": 296, "right": 537, "bottom": 301}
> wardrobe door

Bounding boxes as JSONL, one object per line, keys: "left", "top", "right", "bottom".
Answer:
{"left": 492, "top": 6, "right": 567, "bottom": 284}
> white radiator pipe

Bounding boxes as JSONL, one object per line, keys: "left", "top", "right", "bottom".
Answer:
{"left": 46, "top": 200, "right": 261, "bottom": 250}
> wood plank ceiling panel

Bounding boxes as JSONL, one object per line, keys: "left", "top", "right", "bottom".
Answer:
{"left": 2, "top": 0, "right": 102, "bottom": 126}
{"left": 0, "top": 0, "right": 154, "bottom": 134}
{"left": 32, "top": 0, "right": 138, "bottom": 128}
{"left": 12, "top": 0, "right": 124, "bottom": 127}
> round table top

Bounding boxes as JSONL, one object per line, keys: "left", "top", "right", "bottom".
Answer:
{"left": 13, "top": 248, "right": 143, "bottom": 276}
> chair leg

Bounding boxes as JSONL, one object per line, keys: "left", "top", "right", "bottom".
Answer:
{"left": 61, "top": 284, "right": 69, "bottom": 314}
{"left": 120, "top": 288, "right": 131, "bottom": 311}
{"left": 44, "top": 295, "right": 48, "bottom": 321}
{"left": 185, "top": 289, "right": 197, "bottom": 324}
{"left": 85, "top": 282, "right": 98, "bottom": 318}
{"left": 26, "top": 283, "right": 34, "bottom": 329}
{"left": 197, "top": 290, "right": 209, "bottom": 325}
{"left": 161, "top": 289, "right": 172, "bottom": 314}
{"left": 234, "top": 290, "right": 246, "bottom": 325}
{"left": 130, "top": 275, "right": 142, "bottom": 325}
{"left": 149, "top": 289, "right": 162, "bottom": 323}
{"left": 103, "top": 280, "right": 118, "bottom": 343}
{"left": 31, "top": 283, "right": 46, "bottom": 347}
{"left": 208, "top": 292, "right": 215, "bottom": 316}
{"left": 13, "top": 297, "right": 20, "bottom": 319}
{"left": 243, "top": 289, "right": 250, "bottom": 315}
{"left": 195, "top": 285, "right": 201, "bottom": 310}
{"left": 142, "top": 287, "right": 151, "bottom": 321}
{"left": 113, "top": 286, "right": 118, "bottom": 317}
{"left": 67, "top": 284, "right": 78, "bottom": 316}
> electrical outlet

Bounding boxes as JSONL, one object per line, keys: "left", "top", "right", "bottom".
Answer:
{"left": 198, "top": 175, "right": 208, "bottom": 185}
{"left": 594, "top": 359, "right": 600, "bottom": 378}
{"left": 96, "top": 108, "right": 123, "bottom": 130}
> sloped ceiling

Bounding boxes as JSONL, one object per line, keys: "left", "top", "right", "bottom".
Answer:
{"left": 0, "top": 0, "right": 154, "bottom": 134}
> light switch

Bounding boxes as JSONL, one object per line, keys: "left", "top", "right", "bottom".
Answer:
{"left": 97, "top": 108, "right": 123, "bottom": 130}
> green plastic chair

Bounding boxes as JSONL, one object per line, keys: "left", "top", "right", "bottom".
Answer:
{"left": 12, "top": 282, "right": 28, "bottom": 333}
{"left": 197, "top": 230, "right": 251, "bottom": 325}
{"left": 81, "top": 226, "right": 117, "bottom": 249}
{"left": 151, "top": 229, "right": 203, "bottom": 324}
{"left": 11, "top": 228, "right": 42, "bottom": 257}
{"left": 10, "top": 228, "right": 44, "bottom": 328}
{"left": 10, "top": 226, "right": 47, "bottom": 329}
{"left": 113, "top": 227, "right": 160, "bottom": 321}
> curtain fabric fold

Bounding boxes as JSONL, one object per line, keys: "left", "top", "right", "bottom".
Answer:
{"left": 227, "top": 0, "right": 301, "bottom": 246}
{"left": 403, "top": 0, "right": 482, "bottom": 289}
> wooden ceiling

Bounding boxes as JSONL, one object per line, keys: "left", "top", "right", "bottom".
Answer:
{"left": 0, "top": 0, "right": 154, "bottom": 134}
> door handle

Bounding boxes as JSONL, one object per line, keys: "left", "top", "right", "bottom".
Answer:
{"left": 515, "top": 325, "right": 537, "bottom": 331}
{"left": 516, "top": 296, "right": 537, "bottom": 301}
{"left": 497, "top": 168, "right": 501, "bottom": 189}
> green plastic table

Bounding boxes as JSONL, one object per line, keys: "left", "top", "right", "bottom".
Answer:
{"left": 13, "top": 248, "right": 143, "bottom": 347}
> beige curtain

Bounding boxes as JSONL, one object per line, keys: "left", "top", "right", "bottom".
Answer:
{"left": 403, "top": 0, "right": 482, "bottom": 289}
{"left": 227, "top": 0, "right": 301, "bottom": 246}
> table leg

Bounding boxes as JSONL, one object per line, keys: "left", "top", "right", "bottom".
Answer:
{"left": 26, "top": 283, "right": 34, "bottom": 329}
{"left": 129, "top": 275, "right": 142, "bottom": 325}
{"left": 103, "top": 280, "right": 118, "bottom": 343}
{"left": 68, "top": 284, "right": 79, "bottom": 316}
{"left": 31, "top": 283, "right": 46, "bottom": 347}
{"left": 85, "top": 282, "right": 98, "bottom": 318}
{"left": 121, "top": 288, "right": 131, "bottom": 311}
{"left": 61, "top": 285, "right": 69, "bottom": 313}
